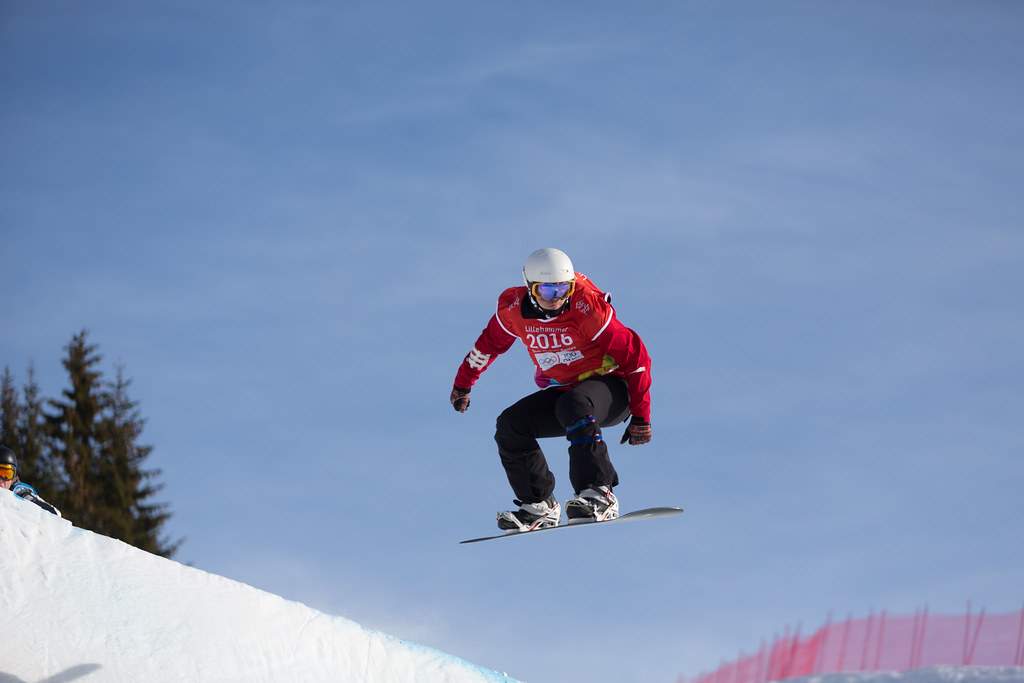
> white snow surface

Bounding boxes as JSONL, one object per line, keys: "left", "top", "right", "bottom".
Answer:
{"left": 0, "top": 491, "right": 518, "bottom": 683}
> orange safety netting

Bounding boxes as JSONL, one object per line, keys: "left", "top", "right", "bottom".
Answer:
{"left": 682, "top": 606, "right": 1024, "bottom": 683}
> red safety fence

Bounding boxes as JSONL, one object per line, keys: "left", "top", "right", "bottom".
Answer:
{"left": 680, "top": 604, "right": 1024, "bottom": 683}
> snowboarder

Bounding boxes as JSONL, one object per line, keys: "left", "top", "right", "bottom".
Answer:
{"left": 451, "top": 248, "right": 652, "bottom": 532}
{"left": 0, "top": 445, "right": 62, "bottom": 517}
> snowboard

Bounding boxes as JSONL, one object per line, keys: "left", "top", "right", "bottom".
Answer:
{"left": 459, "top": 506, "right": 683, "bottom": 544}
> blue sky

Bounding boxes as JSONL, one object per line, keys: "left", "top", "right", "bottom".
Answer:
{"left": 2, "top": 3, "right": 1023, "bottom": 681}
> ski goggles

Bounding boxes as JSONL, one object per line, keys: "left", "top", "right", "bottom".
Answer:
{"left": 0, "top": 464, "right": 15, "bottom": 481}
{"left": 530, "top": 280, "right": 575, "bottom": 302}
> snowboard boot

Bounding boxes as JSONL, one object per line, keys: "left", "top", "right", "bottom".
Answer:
{"left": 497, "top": 496, "right": 561, "bottom": 532}
{"left": 565, "top": 485, "right": 619, "bottom": 524}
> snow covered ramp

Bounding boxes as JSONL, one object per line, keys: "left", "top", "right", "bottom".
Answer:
{"left": 0, "top": 491, "right": 518, "bottom": 683}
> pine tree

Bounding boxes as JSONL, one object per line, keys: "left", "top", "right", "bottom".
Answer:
{"left": 1, "top": 365, "right": 57, "bottom": 497}
{"left": 44, "top": 330, "right": 180, "bottom": 557}
{"left": 97, "top": 366, "right": 181, "bottom": 557}
{"left": 1, "top": 367, "right": 19, "bottom": 450}
{"left": 18, "top": 364, "right": 56, "bottom": 499}
{"left": 45, "top": 331, "right": 106, "bottom": 525}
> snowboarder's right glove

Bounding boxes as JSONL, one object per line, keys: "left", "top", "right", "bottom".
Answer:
{"left": 620, "top": 416, "right": 652, "bottom": 445}
{"left": 450, "top": 386, "right": 471, "bottom": 413}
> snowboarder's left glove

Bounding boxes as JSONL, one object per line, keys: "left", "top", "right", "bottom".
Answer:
{"left": 450, "top": 386, "right": 471, "bottom": 413}
{"left": 620, "top": 416, "right": 652, "bottom": 445}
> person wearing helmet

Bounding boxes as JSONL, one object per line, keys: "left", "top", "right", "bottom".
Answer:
{"left": 451, "top": 248, "right": 652, "bottom": 532}
{"left": 0, "top": 444, "right": 62, "bottom": 517}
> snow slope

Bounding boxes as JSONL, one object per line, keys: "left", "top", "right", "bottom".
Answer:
{"left": 0, "top": 491, "right": 518, "bottom": 683}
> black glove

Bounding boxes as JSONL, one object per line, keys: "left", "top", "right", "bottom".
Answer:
{"left": 450, "top": 386, "right": 471, "bottom": 413}
{"left": 620, "top": 416, "right": 652, "bottom": 445}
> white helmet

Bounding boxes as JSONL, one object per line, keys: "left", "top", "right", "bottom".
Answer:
{"left": 522, "top": 248, "right": 575, "bottom": 284}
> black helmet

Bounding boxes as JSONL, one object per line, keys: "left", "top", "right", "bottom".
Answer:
{"left": 0, "top": 445, "right": 17, "bottom": 469}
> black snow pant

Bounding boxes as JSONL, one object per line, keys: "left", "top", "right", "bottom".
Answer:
{"left": 494, "top": 376, "right": 631, "bottom": 504}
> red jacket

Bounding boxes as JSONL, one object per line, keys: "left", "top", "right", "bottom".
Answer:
{"left": 454, "top": 273, "right": 652, "bottom": 422}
